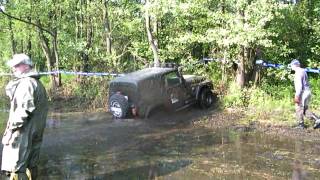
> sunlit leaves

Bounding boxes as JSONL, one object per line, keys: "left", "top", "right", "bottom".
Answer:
{"left": 0, "top": 0, "right": 318, "bottom": 80}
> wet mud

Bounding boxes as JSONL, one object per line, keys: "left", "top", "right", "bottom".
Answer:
{"left": 0, "top": 108, "right": 320, "bottom": 179}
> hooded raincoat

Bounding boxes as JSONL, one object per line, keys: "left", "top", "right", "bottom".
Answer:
{"left": 1, "top": 71, "right": 48, "bottom": 173}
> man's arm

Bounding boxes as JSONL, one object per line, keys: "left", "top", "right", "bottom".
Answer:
{"left": 294, "top": 72, "right": 303, "bottom": 104}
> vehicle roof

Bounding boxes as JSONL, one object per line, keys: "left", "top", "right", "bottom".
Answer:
{"left": 110, "top": 67, "right": 176, "bottom": 84}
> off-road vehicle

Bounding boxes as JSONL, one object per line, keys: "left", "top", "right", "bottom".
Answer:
{"left": 108, "top": 65, "right": 214, "bottom": 118}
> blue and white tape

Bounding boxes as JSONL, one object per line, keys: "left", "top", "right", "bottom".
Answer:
{"left": 203, "top": 58, "right": 320, "bottom": 73}
{"left": 256, "top": 60, "right": 320, "bottom": 73}
{"left": 0, "top": 70, "right": 124, "bottom": 77}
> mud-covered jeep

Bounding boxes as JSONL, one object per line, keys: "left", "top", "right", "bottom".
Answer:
{"left": 108, "top": 66, "right": 214, "bottom": 118}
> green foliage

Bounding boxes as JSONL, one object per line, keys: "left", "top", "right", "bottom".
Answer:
{"left": 247, "top": 84, "right": 292, "bottom": 109}
{"left": 309, "top": 78, "right": 320, "bottom": 108}
{"left": 0, "top": 0, "right": 319, "bottom": 122}
{"left": 223, "top": 82, "right": 245, "bottom": 107}
{"left": 222, "top": 72, "right": 294, "bottom": 108}
{"left": 222, "top": 79, "right": 296, "bottom": 126}
{"left": 49, "top": 75, "right": 111, "bottom": 111}
{"left": 39, "top": 75, "right": 51, "bottom": 88}
{"left": 0, "top": 77, "right": 10, "bottom": 110}
{"left": 73, "top": 78, "right": 109, "bottom": 108}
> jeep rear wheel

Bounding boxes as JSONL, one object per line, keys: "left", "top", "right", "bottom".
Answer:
{"left": 199, "top": 88, "right": 214, "bottom": 109}
{"left": 109, "top": 94, "right": 129, "bottom": 118}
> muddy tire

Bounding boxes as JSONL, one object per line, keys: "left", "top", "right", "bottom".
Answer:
{"left": 109, "top": 94, "right": 129, "bottom": 118}
{"left": 198, "top": 88, "right": 214, "bottom": 109}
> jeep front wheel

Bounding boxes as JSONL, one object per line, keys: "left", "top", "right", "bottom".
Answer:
{"left": 109, "top": 94, "right": 129, "bottom": 118}
{"left": 199, "top": 88, "right": 214, "bottom": 109}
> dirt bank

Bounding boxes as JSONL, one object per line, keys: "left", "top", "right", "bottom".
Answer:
{"left": 192, "top": 109, "right": 320, "bottom": 142}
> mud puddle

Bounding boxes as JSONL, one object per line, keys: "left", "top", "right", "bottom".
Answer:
{"left": 0, "top": 109, "right": 320, "bottom": 179}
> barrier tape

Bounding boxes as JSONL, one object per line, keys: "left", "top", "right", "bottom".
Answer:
{"left": 255, "top": 60, "right": 320, "bottom": 73}
{"left": 0, "top": 70, "right": 124, "bottom": 77}
{"left": 203, "top": 58, "right": 320, "bottom": 74}
{"left": 1, "top": 60, "right": 318, "bottom": 76}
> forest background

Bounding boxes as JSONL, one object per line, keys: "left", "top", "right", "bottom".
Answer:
{"left": 0, "top": 0, "right": 319, "bottom": 126}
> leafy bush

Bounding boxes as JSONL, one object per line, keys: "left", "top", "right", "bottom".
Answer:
{"left": 49, "top": 75, "right": 111, "bottom": 111}
{"left": 309, "top": 78, "right": 320, "bottom": 108}
{"left": 222, "top": 82, "right": 245, "bottom": 108}
{"left": 0, "top": 76, "right": 10, "bottom": 110}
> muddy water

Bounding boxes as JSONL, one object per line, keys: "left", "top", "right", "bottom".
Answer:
{"left": 0, "top": 110, "right": 320, "bottom": 179}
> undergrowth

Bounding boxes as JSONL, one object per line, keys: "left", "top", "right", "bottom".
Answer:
{"left": 220, "top": 77, "right": 320, "bottom": 127}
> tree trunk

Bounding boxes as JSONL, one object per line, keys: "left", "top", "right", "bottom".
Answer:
{"left": 81, "top": 18, "right": 93, "bottom": 72}
{"left": 236, "top": 9, "right": 248, "bottom": 88}
{"left": 9, "top": 20, "right": 16, "bottom": 54}
{"left": 78, "top": 0, "right": 93, "bottom": 73}
{"left": 145, "top": 0, "right": 159, "bottom": 67}
{"left": 26, "top": 15, "right": 32, "bottom": 54}
{"left": 253, "top": 48, "right": 262, "bottom": 85}
{"left": 38, "top": 28, "right": 57, "bottom": 88}
{"left": 104, "top": 0, "right": 112, "bottom": 54}
{"left": 27, "top": 33, "right": 32, "bottom": 55}
{"left": 75, "top": 3, "right": 81, "bottom": 82}
{"left": 236, "top": 47, "right": 256, "bottom": 88}
{"left": 236, "top": 48, "right": 245, "bottom": 88}
{"left": 51, "top": 0, "right": 61, "bottom": 86}
{"left": 53, "top": 31, "right": 61, "bottom": 86}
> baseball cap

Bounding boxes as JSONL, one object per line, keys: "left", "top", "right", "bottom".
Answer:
{"left": 289, "top": 59, "right": 300, "bottom": 67}
{"left": 7, "top": 53, "right": 33, "bottom": 68}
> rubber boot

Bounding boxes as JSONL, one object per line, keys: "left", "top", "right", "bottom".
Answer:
{"left": 26, "top": 168, "right": 32, "bottom": 180}
{"left": 295, "top": 106, "right": 305, "bottom": 129}
{"left": 314, "top": 119, "right": 320, "bottom": 129}
{"left": 9, "top": 172, "right": 28, "bottom": 180}
{"left": 295, "top": 122, "right": 306, "bottom": 129}
{"left": 310, "top": 113, "right": 319, "bottom": 121}
{"left": 26, "top": 167, "right": 38, "bottom": 180}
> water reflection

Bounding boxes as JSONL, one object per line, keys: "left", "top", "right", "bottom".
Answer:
{"left": 0, "top": 111, "right": 319, "bottom": 179}
{"left": 47, "top": 117, "right": 61, "bottom": 128}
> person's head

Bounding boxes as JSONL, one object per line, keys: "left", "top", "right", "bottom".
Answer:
{"left": 7, "top": 53, "right": 33, "bottom": 77}
{"left": 290, "top": 59, "right": 300, "bottom": 71}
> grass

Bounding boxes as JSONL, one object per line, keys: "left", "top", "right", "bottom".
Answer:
{"left": 220, "top": 80, "right": 316, "bottom": 128}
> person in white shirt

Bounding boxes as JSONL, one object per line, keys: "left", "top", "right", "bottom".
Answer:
{"left": 290, "top": 59, "right": 320, "bottom": 129}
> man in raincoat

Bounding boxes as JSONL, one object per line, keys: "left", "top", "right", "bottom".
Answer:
{"left": 290, "top": 59, "right": 320, "bottom": 129}
{"left": 1, "top": 53, "right": 48, "bottom": 180}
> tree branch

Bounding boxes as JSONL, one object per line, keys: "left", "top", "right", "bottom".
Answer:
{"left": 0, "top": 9, "right": 54, "bottom": 37}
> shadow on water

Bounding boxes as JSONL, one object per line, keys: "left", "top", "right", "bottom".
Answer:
{"left": 0, "top": 108, "right": 320, "bottom": 179}
{"left": 97, "top": 159, "right": 192, "bottom": 180}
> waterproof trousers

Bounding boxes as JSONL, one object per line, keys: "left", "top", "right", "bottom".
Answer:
{"left": 295, "top": 89, "right": 316, "bottom": 124}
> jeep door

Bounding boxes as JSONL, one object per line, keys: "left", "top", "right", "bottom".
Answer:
{"left": 163, "top": 71, "right": 191, "bottom": 110}
{"left": 137, "top": 78, "right": 163, "bottom": 116}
